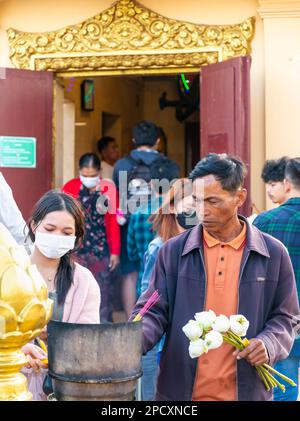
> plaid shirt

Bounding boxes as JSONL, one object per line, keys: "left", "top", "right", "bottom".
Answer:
{"left": 253, "top": 197, "right": 300, "bottom": 356}
{"left": 127, "top": 197, "right": 161, "bottom": 297}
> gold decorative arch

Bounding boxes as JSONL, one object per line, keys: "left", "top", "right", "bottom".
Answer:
{"left": 7, "top": 0, "right": 255, "bottom": 76}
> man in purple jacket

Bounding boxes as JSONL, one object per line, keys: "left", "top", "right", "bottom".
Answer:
{"left": 131, "top": 153, "right": 299, "bottom": 401}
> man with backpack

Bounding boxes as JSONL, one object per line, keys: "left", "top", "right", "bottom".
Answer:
{"left": 113, "top": 120, "right": 179, "bottom": 319}
{"left": 127, "top": 157, "right": 180, "bottom": 302}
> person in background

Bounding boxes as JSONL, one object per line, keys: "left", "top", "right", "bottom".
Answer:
{"left": 0, "top": 172, "right": 27, "bottom": 244}
{"left": 23, "top": 190, "right": 100, "bottom": 400}
{"left": 62, "top": 153, "right": 120, "bottom": 322}
{"left": 253, "top": 157, "right": 300, "bottom": 401}
{"left": 131, "top": 153, "right": 298, "bottom": 401}
{"left": 261, "top": 157, "right": 289, "bottom": 205}
{"left": 127, "top": 158, "right": 180, "bottom": 299}
{"left": 113, "top": 120, "right": 179, "bottom": 319}
{"left": 247, "top": 157, "right": 289, "bottom": 225}
{"left": 97, "top": 136, "right": 120, "bottom": 180}
{"left": 140, "top": 178, "right": 197, "bottom": 401}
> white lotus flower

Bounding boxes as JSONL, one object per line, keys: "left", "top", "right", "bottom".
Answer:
{"left": 194, "top": 310, "right": 216, "bottom": 330}
{"left": 182, "top": 320, "right": 203, "bottom": 341}
{"left": 212, "top": 314, "right": 230, "bottom": 333}
{"left": 230, "top": 315, "right": 250, "bottom": 337}
{"left": 204, "top": 330, "right": 223, "bottom": 350}
{"left": 188, "top": 339, "right": 209, "bottom": 359}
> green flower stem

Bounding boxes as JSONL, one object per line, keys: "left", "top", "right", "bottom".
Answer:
{"left": 223, "top": 336, "right": 238, "bottom": 347}
{"left": 224, "top": 332, "right": 239, "bottom": 343}
{"left": 223, "top": 335, "right": 243, "bottom": 350}
{"left": 223, "top": 332, "right": 244, "bottom": 351}
{"left": 261, "top": 368, "right": 279, "bottom": 389}
{"left": 221, "top": 330, "right": 292, "bottom": 392}
{"left": 271, "top": 378, "right": 283, "bottom": 391}
{"left": 256, "top": 366, "right": 286, "bottom": 392}
{"left": 227, "top": 331, "right": 245, "bottom": 345}
{"left": 263, "top": 364, "right": 297, "bottom": 387}
{"left": 260, "top": 367, "right": 285, "bottom": 392}
{"left": 256, "top": 366, "right": 271, "bottom": 392}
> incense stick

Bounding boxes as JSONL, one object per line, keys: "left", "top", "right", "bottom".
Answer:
{"left": 133, "top": 290, "right": 160, "bottom": 322}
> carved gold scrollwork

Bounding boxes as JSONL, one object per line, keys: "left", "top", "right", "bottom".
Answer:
{"left": 7, "top": 0, "right": 255, "bottom": 74}
{"left": 33, "top": 51, "right": 220, "bottom": 73}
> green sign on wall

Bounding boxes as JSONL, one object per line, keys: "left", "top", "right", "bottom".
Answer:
{"left": 0, "top": 136, "right": 36, "bottom": 168}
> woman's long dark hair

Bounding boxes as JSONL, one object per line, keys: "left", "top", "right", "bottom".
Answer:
{"left": 27, "top": 191, "right": 85, "bottom": 305}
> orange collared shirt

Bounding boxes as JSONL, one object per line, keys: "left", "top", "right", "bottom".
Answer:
{"left": 192, "top": 222, "right": 247, "bottom": 401}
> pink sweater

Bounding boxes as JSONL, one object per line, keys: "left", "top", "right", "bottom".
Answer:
{"left": 23, "top": 263, "right": 100, "bottom": 400}
{"left": 62, "top": 262, "right": 101, "bottom": 323}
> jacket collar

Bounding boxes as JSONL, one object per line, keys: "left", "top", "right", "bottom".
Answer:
{"left": 182, "top": 215, "right": 270, "bottom": 258}
{"left": 282, "top": 197, "right": 300, "bottom": 206}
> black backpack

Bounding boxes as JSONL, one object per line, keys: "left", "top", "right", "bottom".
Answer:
{"left": 127, "top": 154, "right": 171, "bottom": 197}
{"left": 116, "top": 154, "right": 178, "bottom": 224}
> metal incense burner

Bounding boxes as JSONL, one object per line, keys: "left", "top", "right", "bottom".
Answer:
{"left": 47, "top": 320, "right": 142, "bottom": 401}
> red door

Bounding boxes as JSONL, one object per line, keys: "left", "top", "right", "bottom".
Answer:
{"left": 0, "top": 68, "right": 53, "bottom": 220}
{"left": 200, "top": 56, "right": 251, "bottom": 216}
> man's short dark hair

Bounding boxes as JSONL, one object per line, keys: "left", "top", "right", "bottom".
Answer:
{"left": 261, "top": 157, "right": 289, "bottom": 183}
{"left": 97, "top": 136, "right": 115, "bottom": 154}
{"left": 285, "top": 158, "right": 300, "bottom": 190}
{"left": 189, "top": 153, "right": 247, "bottom": 192}
{"left": 132, "top": 121, "right": 159, "bottom": 147}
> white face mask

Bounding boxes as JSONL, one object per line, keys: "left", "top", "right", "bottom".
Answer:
{"left": 80, "top": 175, "right": 99, "bottom": 189}
{"left": 34, "top": 230, "right": 76, "bottom": 259}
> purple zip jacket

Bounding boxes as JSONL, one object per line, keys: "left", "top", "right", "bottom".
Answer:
{"left": 131, "top": 216, "right": 299, "bottom": 401}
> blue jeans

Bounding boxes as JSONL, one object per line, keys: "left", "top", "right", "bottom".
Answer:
{"left": 141, "top": 345, "right": 159, "bottom": 401}
{"left": 273, "top": 357, "right": 299, "bottom": 401}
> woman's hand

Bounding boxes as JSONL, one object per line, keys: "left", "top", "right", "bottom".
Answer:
{"left": 39, "top": 327, "right": 48, "bottom": 342}
{"left": 22, "top": 343, "right": 48, "bottom": 371}
{"left": 108, "top": 254, "right": 120, "bottom": 272}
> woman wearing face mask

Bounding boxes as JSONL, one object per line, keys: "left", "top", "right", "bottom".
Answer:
{"left": 137, "top": 178, "right": 198, "bottom": 401}
{"left": 23, "top": 190, "right": 100, "bottom": 400}
{"left": 62, "top": 153, "right": 120, "bottom": 322}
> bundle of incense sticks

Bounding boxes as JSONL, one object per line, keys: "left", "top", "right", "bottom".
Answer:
{"left": 36, "top": 338, "right": 48, "bottom": 365}
{"left": 133, "top": 290, "right": 160, "bottom": 322}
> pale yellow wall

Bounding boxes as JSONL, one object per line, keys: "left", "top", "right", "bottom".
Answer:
{"left": 0, "top": 0, "right": 266, "bottom": 211}
{"left": 143, "top": 79, "right": 185, "bottom": 176}
{"left": 64, "top": 76, "right": 185, "bottom": 176}
{"left": 64, "top": 76, "right": 144, "bottom": 173}
{"left": 263, "top": 17, "right": 300, "bottom": 209}
{"left": 257, "top": 0, "right": 300, "bottom": 210}
{"left": 0, "top": 0, "right": 258, "bottom": 33}
{"left": 250, "top": 14, "right": 265, "bottom": 213}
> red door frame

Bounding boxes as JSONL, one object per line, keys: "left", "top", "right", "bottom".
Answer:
{"left": 200, "top": 56, "right": 251, "bottom": 216}
{"left": 0, "top": 68, "right": 53, "bottom": 220}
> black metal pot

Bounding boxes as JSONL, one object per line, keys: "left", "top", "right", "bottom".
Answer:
{"left": 47, "top": 320, "right": 142, "bottom": 401}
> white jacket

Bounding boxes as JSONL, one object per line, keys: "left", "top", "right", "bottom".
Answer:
{"left": 0, "top": 172, "right": 26, "bottom": 244}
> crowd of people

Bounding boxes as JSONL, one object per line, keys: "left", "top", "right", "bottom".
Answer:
{"left": 0, "top": 120, "right": 299, "bottom": 402}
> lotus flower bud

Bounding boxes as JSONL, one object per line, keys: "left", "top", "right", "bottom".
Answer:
{"left": 204, "top": 330, "right": 223, "bottom": 350}
{"left": 212, "top": 314, "right": 230, "bottom": 333}
{"left": 230, "top": 315, "right": 250, "bottom": 337}
{"left": 188, "top": 338, "right": 208, "bottom": 358}
{"left": 195, "top": 310, "right": 216, "bottom": 330}
{"left": 182, "top": 320, "right": 203, "bottom": 341}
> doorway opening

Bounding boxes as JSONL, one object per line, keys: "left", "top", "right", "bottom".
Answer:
{"left": 57, "top": 73, "right": 200, "bottom": 183}
{"left": 55, "top": 72, "right": 200, "bottom": 321}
